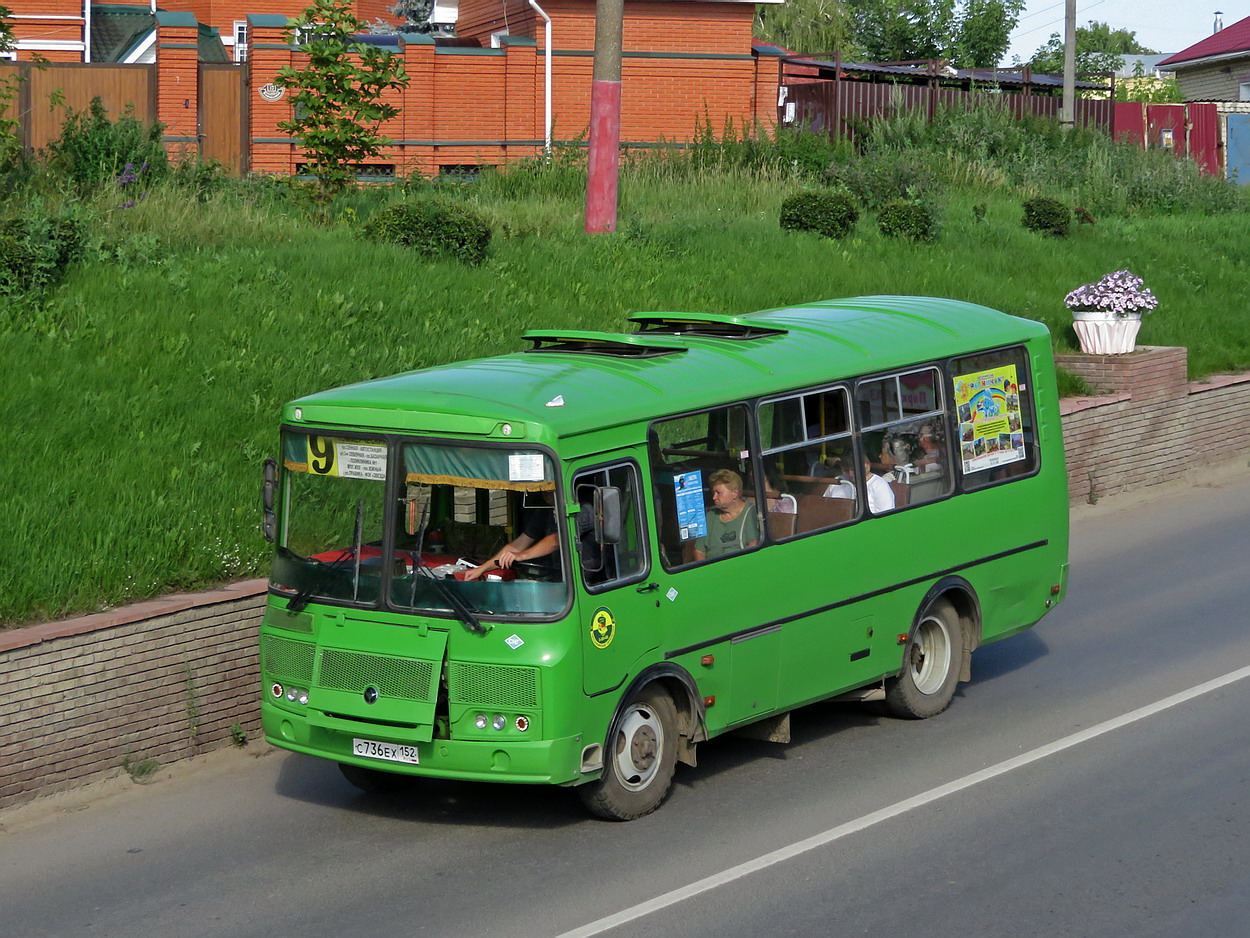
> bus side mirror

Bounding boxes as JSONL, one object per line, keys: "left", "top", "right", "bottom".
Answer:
{"left": 595, "top": 486, "right": 621, "bottom": 546}
{"left": 262, "top": 458, "right": 277, "bottom": 543}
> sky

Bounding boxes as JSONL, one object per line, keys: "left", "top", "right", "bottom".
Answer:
{"left": 1003, "top": 1, "right": 1232, "bottom": 66}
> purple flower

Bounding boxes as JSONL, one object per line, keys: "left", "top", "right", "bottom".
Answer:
{"left": 1064, "top": 269, "right": 1158, "bottom": 316}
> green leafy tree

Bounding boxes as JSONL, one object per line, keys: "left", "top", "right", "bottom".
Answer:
{"left": 951, "top": 0, "right": 1026, "bottom": 67}
{"left": 0, "top": 5, "right": 19, "bottom": 168}
{"left": 848, "top": 0, "right": 957, "bottom": 61}
{"left": 754, "top": 0, "right": 858, "bottom": 58}
{"left": 1028, "top": 20, "right": 1156, "bottom": 75}
{"left": 275, "top": 0, "right": 410, "bottom": 196}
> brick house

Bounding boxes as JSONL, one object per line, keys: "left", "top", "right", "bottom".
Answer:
{"left": 4, "top": 0, "right": 784, "bottom": 174}
{"left": 1158, "top": 16, "right": 1250, "bottom": 101}
{"left": 4, "top": 0, "right": 396, "bottom": 63}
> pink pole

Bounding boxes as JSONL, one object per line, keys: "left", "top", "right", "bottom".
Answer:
{"left": 585, "top": 80, "right": 622, "bottom": 234}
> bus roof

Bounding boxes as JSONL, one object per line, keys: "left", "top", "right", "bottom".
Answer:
{"left": 287, "top": 296, "right": 1049, "bottom": 442}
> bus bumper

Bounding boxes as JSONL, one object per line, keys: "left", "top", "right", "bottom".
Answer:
{"left": 262, "top": 701, "right": 585, "bottom": 785}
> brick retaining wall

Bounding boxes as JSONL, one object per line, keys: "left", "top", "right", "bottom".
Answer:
{"left": 2, "top": 346, "right": 1247, "bottom": 811}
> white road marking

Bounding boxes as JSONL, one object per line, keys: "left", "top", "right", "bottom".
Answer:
{"left": 556, "top": 663, "right": 1250, "bottom": 938}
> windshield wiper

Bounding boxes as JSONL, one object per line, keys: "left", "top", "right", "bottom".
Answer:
{"left": 403, "top": 493, "right": 489, "bottom": 636}
{"left": 286, "top": 498, "right": 366, "bottom": 613}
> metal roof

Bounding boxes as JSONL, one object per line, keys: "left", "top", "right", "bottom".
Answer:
{"left": 1159, "top": 16, "right": 1250, "bottom": 68}
{"left": 783, "top": 57, "right": 1110, "bottom": 91}
{"left": 287, "top": 297, "right": 1047, "bottom": 446}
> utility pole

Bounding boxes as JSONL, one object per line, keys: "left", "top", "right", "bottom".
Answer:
{"left": 1060, "top": 0, "right": 1076, "bottom": 131}
{"left": 585, "top": 0, "right": 624, "bottom": 233}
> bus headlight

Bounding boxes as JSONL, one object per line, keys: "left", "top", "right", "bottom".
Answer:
{"left": 492, "top": 714, "right": 506, "bottom": 731}
{"left": 515, "top": 715, "right": 530, "bottom": 732}
{"left": 297, "top": 690, "right": 309, "bottom": 705}
{"left": 271, "top": 683, "right": 284, "bottom": 698}
{"left": 475, "top": 713, "right": 488, "bottom": 729}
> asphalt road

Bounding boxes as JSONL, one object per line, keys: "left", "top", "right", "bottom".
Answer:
{"left": 3, "top": 464, "right": 1248, "bottom": 938}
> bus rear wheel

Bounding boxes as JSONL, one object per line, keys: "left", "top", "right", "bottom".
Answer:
{"left": 884, "top": 599, "right": 963, "bottom": 719}
{"left": 578, "top": 687, "right": 678, "bottom": 821}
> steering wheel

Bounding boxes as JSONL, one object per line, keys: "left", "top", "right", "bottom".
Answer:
{"left": 512, "top": 560, "right": 560, "bottom": 582}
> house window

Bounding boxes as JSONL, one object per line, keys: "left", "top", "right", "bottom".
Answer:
{"left": 1239, "top": 81, "right": 1250, "bottom": 102}
{"left": 233, "top": 22, "right": 248, "bottom": 63}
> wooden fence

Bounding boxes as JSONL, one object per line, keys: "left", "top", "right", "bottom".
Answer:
{"left": 0, "top": 62, "right": 156, "bottom": 153}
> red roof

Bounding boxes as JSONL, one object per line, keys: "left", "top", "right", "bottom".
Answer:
{"left": 1159, "top": 16, "right": 1250, "bottom": 67}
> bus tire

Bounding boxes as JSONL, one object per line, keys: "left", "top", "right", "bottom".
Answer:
{"left": 884, "top": 599, "right": 963, "bottom": 720}
{"left": 578, "top": 686, "right": 678, "bottom": 821}
{"left": 338, "top": 762, "right": 412, "bottom": 794}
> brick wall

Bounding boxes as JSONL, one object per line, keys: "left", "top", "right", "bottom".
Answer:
{"left": 3, "top": 348, "right": 1246, "bottom": 811}
{"left": 0, "top": 581, "right": 266, "bottom": 809}
{"left": 1058, "top": 346, "right": 1250, "bottom": 504}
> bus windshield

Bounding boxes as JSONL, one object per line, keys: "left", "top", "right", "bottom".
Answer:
{"left": 271, "top": 431, "right": 567, "bottom": 619}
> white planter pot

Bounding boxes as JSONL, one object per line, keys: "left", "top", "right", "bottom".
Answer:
{"left": 1072, "top": 310, "right": 1142, "bottom": 355}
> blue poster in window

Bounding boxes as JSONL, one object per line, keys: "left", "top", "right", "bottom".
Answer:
{"left": 674, "top": 471, "right": 706, "bottom": 541}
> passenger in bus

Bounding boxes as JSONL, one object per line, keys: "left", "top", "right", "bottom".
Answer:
{"left": 693, "top": 469, "right": 760, "bottom": 560}
{"left": 843, "top": 458, "right": 895, "bottom": 513}
{"left": 915, "top": 424, "right": 944, "bottom": 473}
{"left": 463, "top": 491, "right": 559, "bottom": 580}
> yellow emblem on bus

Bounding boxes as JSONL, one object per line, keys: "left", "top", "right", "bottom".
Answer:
{"left": 590, "top": 606, "right": 616, "bottom": 649}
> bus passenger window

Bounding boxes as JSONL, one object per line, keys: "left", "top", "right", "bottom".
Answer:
{"left": 649, "top": 405, "right": 760, "bottom": 569}
{"left": 573, "top": 462, "right": 648, "bottom": 591}
{"left": 950, "top": 347, "right": 1038, "bottom": 490}
{"left": 758, "top": 386, "right": 859, "bottom": 536}
{"left": 856, "top": 367, "right": 953, "bottom": 511}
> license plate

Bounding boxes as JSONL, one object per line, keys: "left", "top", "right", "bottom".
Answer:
{"left": 352, "top": 738, "right": 420, "bottom": 765}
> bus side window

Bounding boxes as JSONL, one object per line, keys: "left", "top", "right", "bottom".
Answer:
{"left": 949, "top": 347, "right": 1038, "bottom": 491}
{"left": 573, "top": 462, "right": 648, "bottom": 591}
{"left": 650, "top": 405, "right": 760, "bottom": 569}
{"left": 855, "top": 367, "right": 953, "bottom": 512}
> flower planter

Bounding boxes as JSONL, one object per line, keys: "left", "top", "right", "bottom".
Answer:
{"left": 1072, "top": 309, "right": 1142, "bottom": 355}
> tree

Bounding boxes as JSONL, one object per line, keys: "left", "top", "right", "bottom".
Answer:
{"left": 779, "top": 0, "right": 1024, "bottom": 66}
{"left": 0, "top": 5, "right": 19, "bottom": 168}
{"left": 848, "top": 0, "right": 958, "bottom": 62}
{"left": 388, "top": 0, "right": 436, "bottom": 33}
{"left": 754, "top": 0, "right": 858, "bottom": 58}
{"left": 1028, "top": 20, "right": 1157, "bottom": 75}
{"left": 951, "top": 0, "right": 1026, "bottom": 68}
{"left": 274, "top": 0, "right": 410, "bottom": 196}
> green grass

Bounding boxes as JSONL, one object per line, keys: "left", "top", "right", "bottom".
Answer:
{"left": 3, "top": 123, "right": 1249, "bottom": 625}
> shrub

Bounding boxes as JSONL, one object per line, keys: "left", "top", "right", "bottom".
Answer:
{"left": 0, "top": 210, "right": 88, "bottom": 296}
{"left": 45, "top": 97, "right": 167, "bottom": 190}
{"left": 363, "top": 200, "right": 492, "bottom": 265}
{"left": 779, "top": 190, "right": 859, "bottom": 239}
{"left": 877, "top": 199, "right": 938, "bottom": 242}
{"left": 1021, "top": 196, "right": 1070, "bottom": 237}
{"left": 824, "top": 149, "right": 934, "bottom": 210}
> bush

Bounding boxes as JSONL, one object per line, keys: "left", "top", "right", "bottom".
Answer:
{"left": 824, "top": 149, "right": 935, "bottom": 210}
{"left": 45, "top": 97, "right": 167, "bottom": 190}
{"left": 779, "top": 190, "right": 859, "bottom": 239}
{"left": 0, "top": 210, "right": 88, "bottom": 296}
{"left": 363, "top": 200, "right": 492, "bottom": 265}
{"left": 877, "top": 199, "right": 938, "bottom": 242}
{"left": 1021, "top": 196, "right": 1071, "bottom": 237}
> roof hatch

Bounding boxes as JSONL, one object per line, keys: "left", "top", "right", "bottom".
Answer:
{"left": 522, "top": 330, "right": 689, "bottom": 358}
{"left": 629, "top": 312, "right": 788, "bottom": 340}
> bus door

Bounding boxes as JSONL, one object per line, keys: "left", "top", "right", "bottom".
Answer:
{"left": 646, "top": 403, "right": 783, "bottom": 727}
{"left": 570, "top": 458, "right": 659, "bottom": 696}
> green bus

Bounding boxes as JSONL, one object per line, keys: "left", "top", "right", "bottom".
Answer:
{"left": 259, "top": 296, "right": 1068, "bottom": 819}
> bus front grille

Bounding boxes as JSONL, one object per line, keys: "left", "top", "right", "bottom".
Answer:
{"left": 447, "top": 662, "right": 539, "bottom": 709}
{"left": 318, "top": 649, "right": 435, "bottom": 702}
{"left": 261, "top": 634, "right": 315, "bottom": 684}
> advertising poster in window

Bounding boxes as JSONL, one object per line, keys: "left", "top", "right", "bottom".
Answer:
{"left": 953, "top": 365, "right": 1025, "bottom": 474}
{"left": 674, "top": 471, "right": 707, "bottom": 540}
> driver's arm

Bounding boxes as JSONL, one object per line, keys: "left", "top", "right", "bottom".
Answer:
{"left": 463, "top": 533, "right": 538, "bottom": 581}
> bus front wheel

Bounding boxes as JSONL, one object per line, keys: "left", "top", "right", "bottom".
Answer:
{"left": 579, "top": 686, "right": 678, "bottom": 821}
{"left": 884, "top": 599, "right": 964, "bottom": 719}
